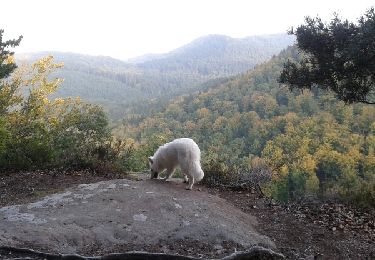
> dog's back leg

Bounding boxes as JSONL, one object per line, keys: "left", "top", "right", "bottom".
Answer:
{"left": 186, "top": 176, "right": 195, "bottom": 190}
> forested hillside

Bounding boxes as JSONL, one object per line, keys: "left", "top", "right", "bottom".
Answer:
{"left": 16, "top": 34, "right": 294, "bottom": 119}
{"left": 114, "top": 46, "right": 375, "bottom": 206}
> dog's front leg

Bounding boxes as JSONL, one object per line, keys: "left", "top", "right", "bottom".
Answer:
{"left": 164, "top": 168, "right": 176, "bottom": 181}
{"left": 183, "top": 175, "right": 188, "bottom": 183}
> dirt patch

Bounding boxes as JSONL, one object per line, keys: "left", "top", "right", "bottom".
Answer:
{"left": 215, "top": 189, "right": 375, "bottom": 259}
{"left": 0, "top": 170, "right": 125, "bottom": 207}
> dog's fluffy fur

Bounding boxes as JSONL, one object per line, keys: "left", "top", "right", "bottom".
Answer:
{"left": 148, "top": 138, "right": 204, "bottom": 190}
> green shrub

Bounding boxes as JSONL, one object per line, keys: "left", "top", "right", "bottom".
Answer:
{"left": 353, "top": 179, "right": 375, "bottom": 208}
{"left": 0, "top": 56, "right": 117, "bottom": 171}
{"left": 0, "top": 118, "right": 8, "bottom": 158}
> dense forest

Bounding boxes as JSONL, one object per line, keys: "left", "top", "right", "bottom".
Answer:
{"left": 114, "top": 46, "right": 375, "bottom": 206}
{"left": 16, "top": 34, "right": 294, "bottom": 119}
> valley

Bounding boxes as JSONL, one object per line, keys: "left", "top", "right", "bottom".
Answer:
{"left": 16, "top": 34, "right": 295, "bottom": 119}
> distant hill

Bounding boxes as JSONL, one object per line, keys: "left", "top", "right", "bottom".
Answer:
{"left": 127, "top": 53, "right": 168, "bottom": 64}
{"left": 137, "top": 34, "right": 295, "bottom": 76}
{"left": 16, "top": 52, "right": 145, "bottom": 114}
{"left": 16, "top": 34, "right": 295, "bottom": 118}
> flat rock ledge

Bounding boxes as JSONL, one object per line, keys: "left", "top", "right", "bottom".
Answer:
{"left": 0, "top": 178, "right": 280, "bottom": 258}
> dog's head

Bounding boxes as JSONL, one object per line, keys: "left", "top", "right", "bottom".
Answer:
{"left": 148, "top": 156, "right": 159, "bottom": 179}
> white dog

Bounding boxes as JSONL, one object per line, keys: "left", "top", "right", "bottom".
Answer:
{"left": 148, "top": 138, "right": 204, "bottom": 190}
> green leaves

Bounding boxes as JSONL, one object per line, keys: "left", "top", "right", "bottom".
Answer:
{"left": 280, "top": 8, "right": 375, "bottom": 104}
{"left": 0, "top": 29, "right": 22, "bottom": 80}
{"left": 0, "top": 56, "right": 111, "bottom": 170}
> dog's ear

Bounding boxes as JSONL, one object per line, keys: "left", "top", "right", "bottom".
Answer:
{"left": 148, "top": 156, "right": 153, "bottom": 164}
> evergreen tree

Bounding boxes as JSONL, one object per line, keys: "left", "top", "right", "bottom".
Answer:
{"left": 0, "top": 29, "right": 22, "bottom": 80}
{"left": 279, "top": 8, "right": 375, "bottom": 104}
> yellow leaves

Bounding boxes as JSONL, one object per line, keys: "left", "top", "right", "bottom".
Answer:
{"left": 196, "top": 107, "right": 210, "bottom": 118}
{"left": 368, "top": 135, "right": 375, "bottom": 155}
{"left": 262, "top": 141, "right": 284, "bottom": 172}
{"left": 1, "top": 55, "right": 85, "bottom": 132}
{"left": 305, "top": 175, "right": 319, "bottom": 193}
{"left": 295, "top": 138, "right": 310, "bottom": 156}
{"left": 53, "top": 98, "right": 65, "bottom": 105}
{"left": 280, "top": 165, "right": 289, "bottom": 176}
{"left": 106, "top": 137, "right": 137, "bottom": 157}
{"left": 250, "top": 156, "right": 267, "bottom": 169}
{"left": 213, "top": 116, "right": 227, "bottom": 130}
{"left": 299, "top": 154, "right": 316, "bottom": 175}
{"left": 124, "top": 137, "right": 136, "bottom": 147}
{"left": 363, "top": 153, "right": 375, "bottom": 175}
{"left": 185, "top": 120, "right": 197, "bottom": 131}
{"left": 18, "top": 56, "right": 67, "bottom": 119}
{"left": 315, "top": 143, "right": 338, "bottom": 162}
{"left": 5, "top": 55, "right": 15, "bottom": 64}
{"left": 347, "top": 147, "right": 361, "bottom": 163}
{"left": 29, "top": 56, "right": 64, "bottom": 94}
{"left": 32, "top": 55, "right": 64, "bottom": 74}
{"left": 357, "top": 106, "right": 375, "bottom": 130}
{"left": 314, "top": 143, "right": 361, "bottom": 179}
{"left": 48, "top": 117, "right": 59, "bottom": 126}
{"left": 285, "top": 122, "right": 295, "bottom": 134}
{"left": 371, "top": 122, "right": 375, "bottom": 134}
{"left": 41, "top": 96, "right": 49, "bottom": 105}
{"left": 166, "top": 103, "right": 182, "bottom": 116}
{"left": 250, "top": 93, "right": 278, "bottom": 118}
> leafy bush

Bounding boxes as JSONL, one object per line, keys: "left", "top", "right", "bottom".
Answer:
{"left": 202, "top": 154, "right": 271, "bottom": 195}
{"left": 0, "top": 56, "right": 114, "bottom": 171}
{"left": 0, "top": 119, "right": 8, "bottom": 158}
{"left": 91, "top": 134, "right": 172, "bottom": 173}
{"left": 352, "top": 178, "right": 375, "bottom": 208}
{"left": 49, "top": 99, "right": 110, "bottom": 168}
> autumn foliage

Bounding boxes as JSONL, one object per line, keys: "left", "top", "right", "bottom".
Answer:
{"left": 0, "top": 56, "right": 116, "bottom": 170}
{"left": 116, "top": 47, "right": 375, "bottom": 207}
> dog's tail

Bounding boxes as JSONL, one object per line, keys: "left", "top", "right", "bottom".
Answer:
{"left": 195, "top": 166, "right": 204, "bottom": 182}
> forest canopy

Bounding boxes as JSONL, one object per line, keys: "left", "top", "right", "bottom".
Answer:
{"left": 115, "top": 46, "right": 375, "bottom": 207}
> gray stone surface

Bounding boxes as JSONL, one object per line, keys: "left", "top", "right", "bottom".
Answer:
{"left": 0, "top": 178, "right": 274, "bottom": 254}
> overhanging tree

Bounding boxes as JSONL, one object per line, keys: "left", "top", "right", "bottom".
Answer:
{"left": 0, "top": 29, "right": 23, "bottom": 80}
{"left": 279, "top": 8, "right": 375, "bottom": 104}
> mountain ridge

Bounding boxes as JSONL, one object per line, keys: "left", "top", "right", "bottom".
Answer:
{"left": 16, "top": 33, "right": 295, "bottom": 119}
{"left": 128, "top": 33, "right": 295, "bottom": 64}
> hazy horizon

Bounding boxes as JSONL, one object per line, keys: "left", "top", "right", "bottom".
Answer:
{"left": 1, "top": 0, "right": 374, "bottom": 60}
{"left": 15, "top": 32, "right": 293, "bottom": 61}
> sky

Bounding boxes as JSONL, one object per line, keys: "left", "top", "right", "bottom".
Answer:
{"left": 1, "top": 0, "right": 374, "bottom": 60}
